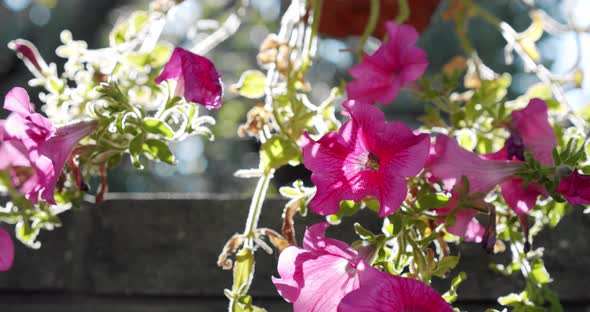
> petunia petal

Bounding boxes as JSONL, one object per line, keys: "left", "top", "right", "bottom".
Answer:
{"left": 3, "top": 87, "right": 33, "bottom": 116}
{"left": 294, "top": 254, "right": 360, "bottom": 312}
{"left": 500, "top": 178, "right": 544, "bottom": 215}
{"left": 338, "top": 263, "right": 452, "bottom": 312}
{"left": 347, "top": 22, "right": 427, "bottom": 104}
{"left": 272, "top": 246, "right": 311, "bottom": 302}
{"left": 429, "top": 134, "right": 522, "bottom": 194}
{"left": 385, "top": 21, "right": 420, "bottom": 49}
{"left": 378, "top": 124, "right": 430, "bottom": 177}
{"left": 155, "top": 47, "right": 223, "bottom": 110}
{"left": 511, "top": 98, "right": 556, "bottom": 166}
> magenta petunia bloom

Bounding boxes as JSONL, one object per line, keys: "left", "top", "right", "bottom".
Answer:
{"left": 338, "top": 264, "right": 452, "bottom": 312}
{"left": 155, "top": 47, "right": 223, "bottom": 110}
{"left": 0, "top": 120, "right": 30, "bottom": 169}
{"left": 272, "top": 222, "right": 366, "bottom": 312}
{"left": 302, "top": 100, "right": 430, "bottom": 217}
{"left": 429, "top": 134, "right": 522, "bottom": 195}
{"left": 347, "top": 22, "right": 428, "bottom": 104}
{"left": 556, "top": 169, "right": 590, "bottom": 205}
{"left": 1, "top": 87, "right": 97, "bottom": 204}
{"left": 484, "top": 99, "right": 556, "bottom": 215}
{"left": 428, "top": 135, "right": 522, "bottom": 239}
{"left": 510, "top": 98, "right": 556, "bottom": 166}
{"left": 0, "top": 227, "right": 14, "bottom": 272}
{"left": 433, "top": 191, "right": 485, "bottom": 242}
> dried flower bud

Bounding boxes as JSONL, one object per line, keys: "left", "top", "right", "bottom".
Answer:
{"left": 259, "top": 34, "right": 281, "bottom": 52}
{"left": 442, "top": 56, "right": 467, "bottom": 76}
{"left": 256, "top": 33, "right": 291, "bottom": 74}
{"left": 238, "top": 103, "right": 273, "bottom": 138}
{"left": 217, "top": 234, "right": 246, "bottom": 270}
{"left": 8, "top": 39, "right": 49, "bottom": 78}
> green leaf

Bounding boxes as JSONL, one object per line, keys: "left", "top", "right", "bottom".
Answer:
{"left": 142, "top": 139, "right": 175, "bottom": 164}
{"left": 416, "top": 189, "right": 450, "bottom": 210}
{"left": 231, "top": 70, "right": 266, "bottom": 99}
{"left": 279, "top": 186, "right": 301, "bottom": 198}
{"left": 127, "top": 53, "right": 150, "bottom": 68}
{"left": 530, "top": 259, "right": 551, "bottom": 285}
{"left": 326, "top": 214, "right": 342, "bottom": 225}
{"left": 339, "top": 200, "right": 362, "bottom": 217}
{"left": 16, "top": 221, "right": 41, "bottom": 249}
{"left": 260, "top": 136, "right": 300, "bottom": 173}
{"left": 109, "top": 22, "right": 129, "bottom": 46}
{"left": 130, "top": 11, "right": 149, "bottom": 34}
{"left": 443, "top": 271, "right": 467, "bottom": 304}
{"left": 354, "top": 223, "right": 375, "bottom": 240}
{"left": 150, "top": 44, "right": 173, "bottom": 67}
{"left": 232, "top": 248, "right": 255, "bottom": 296}
{"left": 0, "top": 212, "right": 21, "bottom": 224}
{"left": 143, "top": 118, "right": 175, "bottom": 139}
{"left": 456, "top": 129, "right": 476, "bottom": 150}
{"left": 129, "top": 134, "right": 145, "bottom": 169}
{"left": 386, "top": 213, "right": 403, "bottom": 237}
{"left": 498, "top": 293, "right": 522, "bottom": 305}
{"left": 232, "top": 295, "right": 268, "bottom": 312}
{"left": 432, "top": 256, "right": 460, "bottom": 277}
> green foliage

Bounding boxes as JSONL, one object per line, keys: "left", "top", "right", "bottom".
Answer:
{"left": 231, "top": 70, "right": 267, "bottom": 99}
{"left": 432, "top": 256, "right": 460, "bottom": 278}
{"left": 143, "top": 118, "right": 175, "bottom": 139}
{"left": 260, "top": 135, "right": 300, "bottom": 173}
{"left": 232, "top": 248, "right": 255, "bottom": 296}
{"left": 142, "top": 139, "right": 175, "bottom": 164}
{"left": 226, "top": 248, "right": 267, "bottom": 312}
{"left": 443, "top": 272, "right": 467, "bottom": 304}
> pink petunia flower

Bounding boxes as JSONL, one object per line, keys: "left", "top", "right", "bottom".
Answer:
{"left": 338, "top": 264, "right": 452, "bottom": 312}
{"left": 0, "top": 120, "right": 30, "bottom": 169}
{"left": 556, "top": 169, "right": 590, "bottom": 205}
{"left": 272, "top": 222, "right": 366, "bottom": 312}
{"left": 347, "top": 22, "right": 428, "bottom": 104}
{"left": 302, "top": 100, "right": 430, "bottom": 217}
{"left": 428, "top": 134, "right": 522, "bottom": 240}
{"left": 1, "top": 87, "right": 97, "bottom": 204}
{"left": 429, "top": 134, "right": 522, "bottom": 195}
{"left": 484, "top": 99, "right": 556, "bottom": 215}
{"left": 433, "top": 190, "right": 485, "bottom": 243}
{"left": 155, "top": 47, "right": 223, "bottom": 110}
{"left": 428, "top": 99, "right": 556, "bottom": 241}
{"left": 0, "top": 227, "right": 14, "bottom": 272}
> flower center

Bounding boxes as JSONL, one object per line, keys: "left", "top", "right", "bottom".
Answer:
{"left": 505, "top": 129, "right": 525, "bottom": 161}
{"left": 366, "top": 152, "right": 380, "bottom": 170}
{"left": 10, "top": 166, "right": 35, "bottom": 188}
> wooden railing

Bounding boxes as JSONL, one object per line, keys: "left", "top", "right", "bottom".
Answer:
{"left": 1, "top": 193, "right": 589, "bottom": 311}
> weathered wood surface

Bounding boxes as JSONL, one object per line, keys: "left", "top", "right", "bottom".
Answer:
{"left": 0, "top": 193, "right": 589, "bottom": 311}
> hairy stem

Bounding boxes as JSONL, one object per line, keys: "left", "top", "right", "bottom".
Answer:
{"left": 357, "top": 0, "right": 380, "bottom": 60}
{"left": 396, "top": 0, "right": 410, "bottom": 24}
{"left": 243, "top": 172, "right": 273, "bottom": 240}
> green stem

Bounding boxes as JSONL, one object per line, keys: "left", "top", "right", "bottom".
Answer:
{"left": 357, "top": 0, "right": 380, "bottom": 60}
{"left": 464, "top": 0, "right": 502, "bottom": 29}
{"left": 455, "top": 19, "right": 474, "bottom": 56}
{"left": 243, "top": 172, "right": 273, "bottom": 239}
{"left": 301, "top": 0, "right": 322, "bottom": 73}
{"left": 396, "top": 0, "right": 410, "bottom": 24}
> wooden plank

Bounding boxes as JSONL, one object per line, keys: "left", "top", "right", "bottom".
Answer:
{"left": 0, "top": 294, "right": 290, "bottom": 312}
{"left": 0, "top": 294, "right": 587, "bottom": 311}
{"left": 0, "top": 194, "right": 589, "bottom": 304}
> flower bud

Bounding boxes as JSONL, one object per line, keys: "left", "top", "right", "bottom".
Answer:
{"left": 8, "top": 39, "right": 49, "bottom": 78}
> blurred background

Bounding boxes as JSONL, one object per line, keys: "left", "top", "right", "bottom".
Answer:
{"left": 1, "top": 0, "right": 586, "bottom": 196}
{"left": 3, "top": 1, "right": 590, "bottom": 311}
